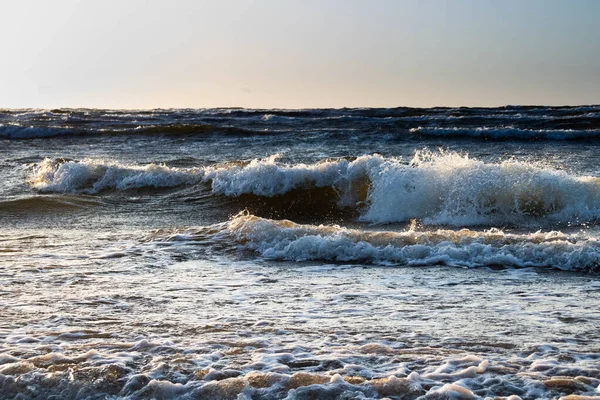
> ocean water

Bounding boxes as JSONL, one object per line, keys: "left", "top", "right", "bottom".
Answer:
{"left": 1, "top": 106, "right": 600, "bottom": 400}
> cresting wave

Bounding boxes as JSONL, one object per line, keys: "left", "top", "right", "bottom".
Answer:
{"left": 28, "top": 155, "right": 371, "bottom": 198}
{"left": 30, "top": 151, "right": 600, "bottom": 226}
{"left": 30, "top": 158, "right": 205, "bottom": 193}
{"left": 167, "top": 213, "right": 600, "bottom": 272}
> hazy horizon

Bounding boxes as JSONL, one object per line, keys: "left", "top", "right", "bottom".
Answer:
{"left": 4, "top": 103, "right": 600, "bottom": 112}
{"left": 3, "top": 0, "right": 599, "bottom": 109}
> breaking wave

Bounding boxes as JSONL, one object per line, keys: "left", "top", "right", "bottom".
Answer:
{"left": 28, "top": 155, "right": 371, "bottom": 200}
{"left": 360, "top": 150, "right": 600, "bottom": 226}
{"left": 29, "top": 151, "right": 600, "bottom": 226}
{"left": 29, "top": 158, "right": 205, "bottom": 193}
{"left": 165, "top": 213, "right": 600, "bottom": 272}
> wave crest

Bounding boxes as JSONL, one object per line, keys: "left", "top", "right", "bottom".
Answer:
{"left": 363, "top": 150, "right": 600, "bottom": 225}
{"left": 30, "top": 158, "right": 203, "bottom": 193}
{"left": 29, "top": 151, "right": 600, "bottom": 226}
{"left": 170, "top": 213, "right": 600, "bottom": 271}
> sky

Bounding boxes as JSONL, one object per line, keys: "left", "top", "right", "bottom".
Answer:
{"left": 1, "top": 0, "right": 599, "bottom": 109}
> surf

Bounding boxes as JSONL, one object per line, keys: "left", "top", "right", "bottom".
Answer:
{"left": 29, "top": 151, "right": 600, "bottom": 227}
{"left": 159, "top": 212, "right": 600, "bottom": 272}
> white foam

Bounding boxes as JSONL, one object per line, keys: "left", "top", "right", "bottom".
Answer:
{"left": 426, "top": 383, "right": 478, "bottom": 399}
{"left": 226, "top": 214, "right": 600, "bottom": 271}
{"left": 201, "top": 153, "right": 378, "bottom": 199}
{"left": 30, "top": 158, "right": 203, "bottom": 193}
{"left": 362, "top": 150, "right": 600, "bottom": 226}
{"left": 422, "top": 356, "right": 489, "bottom": 380}
{"left": 29, "top": 154, "right": 380, "bottom": 202}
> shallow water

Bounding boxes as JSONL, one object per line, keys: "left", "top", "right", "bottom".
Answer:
{"left": 1, "top": 107, "right": 600, "bottom": 399}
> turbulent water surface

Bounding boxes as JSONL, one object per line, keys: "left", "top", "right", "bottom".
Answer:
{"left": 1, "top": 107, "right": 600, "bottom": 400}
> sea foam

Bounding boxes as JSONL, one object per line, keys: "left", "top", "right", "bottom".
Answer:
{"left": 223, "top": 213, "right": 600, "bottom": 271}
{"left": 362, "top": 150, "right": 600, "bottom": 226}
{"left": 30, "top": 158, "right": 203, "bottom": 193}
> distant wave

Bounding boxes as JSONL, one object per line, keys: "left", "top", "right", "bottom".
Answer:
{"left": 410, "top": 126, "right": 600, "bottom": 140}
{"left": 0, "top": 123, "right": 263, "bottom": 139}
{"left": 0, "top": 125, "right": 76, "bottom": 139}
{"left": 29, "top": 151, "right": 600, "bottom": 226}
{"left": 165, "top": 213, "right": 600, "bottom": 272}
{"left": 2, "top": 106, "right": 599, "bottom": 139}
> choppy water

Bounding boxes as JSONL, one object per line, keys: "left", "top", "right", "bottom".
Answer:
{"left": 1, "top": 107, "right": 600, "bottom": 399}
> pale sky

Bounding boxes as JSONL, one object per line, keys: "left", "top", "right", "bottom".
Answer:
{"left": 2, "top": 0, "right": 599, "bottom": 109}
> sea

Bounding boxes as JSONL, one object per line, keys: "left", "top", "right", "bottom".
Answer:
{"left": 1, "top": 106, "right": 600, "bottom": 400}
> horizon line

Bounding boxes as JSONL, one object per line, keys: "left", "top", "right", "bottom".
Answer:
{"left": 2, "top": 103, "right": 599, "bottom": 112}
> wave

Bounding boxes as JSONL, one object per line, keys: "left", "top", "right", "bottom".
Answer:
{"left": 0, "top": 123, "right": 262, "bottom": 139}
{"left": 28, "top": 155, "right": 371, "bottom": 198}
{"left": 0, "top": 195, "right": 100, "bottom": 213}
{"left": 30, "top": 151, "right": 600, "bottom": 226}
{"left": 0, "top": 125, "right": 77, "bottom": 139}
{"left": 167, "top": 213, "right": 600, "bottom": 272}
{"left": 190, "top": 151, "right": 600, "bottom": 228}
{"left": 30, "top": 158, "right": 205, "bottom": 193}
{"left": 203, "top": 154, "right": 372, "bottom": 201}
{"left": 360, "top": 150, "right": 600, "bottom": 226}
{"left": 410, "top": 126, "right": 600, "bottom": 140}
{"left": 3, "top": 106, "right": 600, "bottom": 140}
{"left": 130, "top": 123, "right": 263, "bottom": 136}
